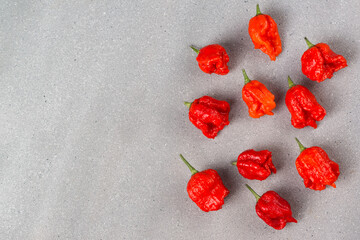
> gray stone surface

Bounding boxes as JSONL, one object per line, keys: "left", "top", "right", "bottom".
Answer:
{"left": 0, "top": 0, "right": 359, "bottom": 239}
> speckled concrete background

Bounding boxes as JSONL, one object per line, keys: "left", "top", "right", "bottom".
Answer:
{"left": 0, "top": 0, "right": 359, "bottom": 239}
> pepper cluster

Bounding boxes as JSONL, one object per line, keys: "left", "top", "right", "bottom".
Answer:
{"left": 178, "top": 4, "right": 346, "bottom": 230}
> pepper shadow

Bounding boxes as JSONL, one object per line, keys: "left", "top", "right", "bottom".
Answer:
{"left": 274, "top": 88, "right": 286, "bottom": 112}
{"left": 218, "top": 20, "right": 249, "bottom": 72}
{"left": 319, "top": 142, "right": 351, "bottom": 186}
{"left": 208, "top": 164, "right": 242, "bottom": 203}
{"left": 272, "top": 186, "right": 311, "bottom": 221}
{"left": 326, "top": 37, "right": 357, "bottom": 63}
{"left": 314, "top": 37, "right": 354, "bottom": 122}
{"left": 254, "top": 144, "right": 285, "bottom": 173}
{"left": 266, "top": 7, "right": 288, "bottom": 53}
{"left": 210, "top": 95, "right": 239, "bottom": 123}
{"left": 253, "top": 72, "right": 287, "bottom": 112}
{"left": 219, "top": 40, "right": 244, "bottom": 72}
{"left": 304, "top": 81, "right": 335, "bottom": 127}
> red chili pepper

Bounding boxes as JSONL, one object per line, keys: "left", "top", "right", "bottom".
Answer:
{"left": 301, "top": 37, "right": 347, "bottom": 82}
{"left": 246, "top": 184, "right": 297, "bottom": 230}
{"left": 184, "top": 96, "right": 230, "bottom": 139}
{"left": 295, "top": 138, "right": 340, "bottom": 191}
{"left": 179, "top": 154, "right": 229, "bottom": 212}
{"left": 191, "top": 44, "right": 229, "bottom": 75}
{"left": 248, "top": 4, "right": 282, "bottom": 61}
{"left": 285, "top": 76, "right": 326, "bottom": 129}
{"left": 241, "top": 69, "right": 276, "bottom": 118}
{"left": 232, "top": 149, "right": 276, "bottom": 180}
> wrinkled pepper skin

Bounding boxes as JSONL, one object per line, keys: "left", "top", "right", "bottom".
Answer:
{"left": 285, "top": 76, "right": 326, "bottom": 129}
{"left": 242, "top": 69, "right": 276, "bottom": 118}
{"left": 187, "top": 169, "right": 229, "bottom": 212}
{"left": 180, "top": 154, "right": 229, "bottom": 212}
{"left": 295, "top": 138, "right": 340, "bottom": 191}
{"left": 233, "top": 149, "right": 276, "bottom": 180}
{"left": 246, "top": 185, "right": 297, "bottom": 230}
{"left": 185, "top": 96, "right": 230, "bottom": 139}
{"left": 248, "top": 4, "right": 282, "bottom": 61}
{"left": 191, "top": 44, "right": 229, "bottom": 75}
{"left": 301, "top": 37, "right": 347, "bottom": 82}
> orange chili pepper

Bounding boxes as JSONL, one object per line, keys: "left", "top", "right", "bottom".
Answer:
{"left": 242, "top": 69, "right": 276, "bottom": 118}
{"left": 248, "top": 4, "right": 282, "bottom": 61}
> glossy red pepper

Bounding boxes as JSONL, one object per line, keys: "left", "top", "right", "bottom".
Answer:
{"left": 285, "top": 76, "right": 326, "bottom": 129}
{"left": 180, "top": 154, "right": 229, "bottom": 212}
{"left": 246, "top": 184, "right": 297, "bottom": 230}
{"left": 241, "top": 69, "right": 276, "bottom": 118}
{"left": 295, "top": 138, "right": 340, "bottom": 191}
{"left": 248, "top": 4, "right": 282, "bottom": 61}
{"left": 232, "top": 149, "right": 276, "bottom": 180}
{"left": 184, "top": 96, "right": 230, "bottom": 139}
{"left": 191, "top": 44, "right": 229, "bottom": 75}
{"left": 301, "top": 37, "right": 347, "bottom": 82}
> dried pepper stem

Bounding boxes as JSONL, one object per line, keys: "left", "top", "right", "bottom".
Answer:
{"left": 180, "top": 154, "right": 198, "bottom": 175}
{"left": 184, "top": 102, "right": 192, "bottom": 108}
{"left": 295, "top": 138, "right": 307, "bottom": 152}
{"left": 242, "top": 69, "right": 251, "bottom": 84}
{"left": 304, "top": 37, "right": 315, "bottom": 48}
{"left": 287, "top": 76, "right": 295, "bottom": 89}
{"left": 256, "top": 4, "right": 262, "bottom": 16}
{"left": 245, "top": 184, "right": 261, "bottom": 201}
{"left": 190, "top": 46, "right": 200, "bottom": 54}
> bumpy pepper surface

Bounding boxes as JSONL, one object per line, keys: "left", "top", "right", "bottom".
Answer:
{"left": 191, "top": 44, "right": 229, "bottom": 75}
{"left": 301, "top": 37, "right": 347, "bottom": 82}
{"left": 241, "top": 69, "right": 276, "bottom": 118}
{"left": 246, "top": 185, "right": 297, "bottom": 230}
{"left": 232, "top": 149, "right": 276, "bottom": 180}
{"left": 180, "top": 154, "right": 229, "bottom": 212}
{"left": 184, "top": 96, "right": 230, "bottom": 139}
{"left": 248, "top": 4, "right": 282, "bottom": 61}
{"left": 285, "top": 76, "right": 326, "bottom": 129}
{"left": 295, "top": 138, "right": 340, "bottom": 191}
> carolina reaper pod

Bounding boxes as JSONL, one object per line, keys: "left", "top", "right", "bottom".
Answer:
{"left": 295, "top": 138, "right": 340, "bottom": 191}
{"left": 232, "top": 149, "right": 276, "bottom": 180}
{"left": 241, "top": 69, "right": 276, "bottom": 118}
{"left": 301, "top": 37, "right": 347, "bottom": 82}
{"left": 179, "top": 154, "right": 229, "bottom": 212}
{"left": 285, "top": 76, "right": 326, "bottom": 129}
{"left": 245, "top": 184, "right": 297, "bottom": 230}
{"left": 248, "top": 4, "right": 282, "bottom": 61}
{"left": 184, "top": 96, "right": 230, "bottom": 139}
{"left": 191, "top": 44, "right": 230, "bottom": 75}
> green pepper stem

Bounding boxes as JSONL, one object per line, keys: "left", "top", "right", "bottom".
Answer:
{"left": 295, "top": 138, "right": 306, "bottom": 152}
{"left": 180, "top": 154, "right": 198, "bottom": 175}
{"left": 256, "top": 4, "right": 262, "bottom": 16}
{"left": 242, "top": 69, "right": 251, "bottom": 84}
{"left": 287, "top": 76, "right": 295, "bottom": 89}
{"left": 231, "top": 161, "right": 237, "bottom": 165}
{"left": 245, "top": 184, "right": 261, "bottom": 202}
{"left": 190, "top": 46, "right": 200, "bottom": 54}
{"left": 304, "top": 37, "right": 315, "bottom": 48}
{"left": 184, "top": 102, "right": 192, "bottom": 108}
